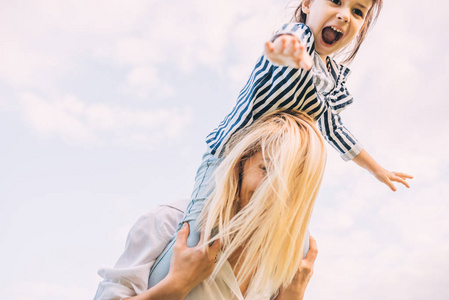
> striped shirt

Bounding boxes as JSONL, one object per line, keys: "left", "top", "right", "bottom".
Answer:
{"left": 206, "top": 23, "right": 363, "bottom": 161}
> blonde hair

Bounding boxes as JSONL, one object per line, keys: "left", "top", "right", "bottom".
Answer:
{"left": 198, "top": 110, "right": 327, "bottom": 297}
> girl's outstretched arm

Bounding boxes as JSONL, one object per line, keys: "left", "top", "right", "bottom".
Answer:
{"left": 265, "top": 34, "right": 313, "bottom": 70}
{"left": 124, "top": 223, "right": 221, "bottom": 300}
{"left": 353, "top": 149, "right": 413, "bottom": 191}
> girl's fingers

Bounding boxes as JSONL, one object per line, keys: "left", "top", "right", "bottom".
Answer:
{"left": 284, "top": 38, "right": 297, "bottom": 55}
{"left": 292, "top": 39, "right": 300, "bottom": 53}
{"left": 265, "top": 41, "right": 274, "bottom": 53}
{"left": 392, "top": 176, "right": 410, "bottom": 188}
{"left": 385, "top": 179, "right": 397, "bottom": 192}
{"left": 274, "top": 37, "right": 285, "bottom": 54}
{"left": 298, "top": 51, "right": 313, "bottom": 70}
{"left": 293, "top": 42, "right": 303, "bottom": 57}
{"left": 393, "top": 172, "right": 414, "bottom": 179}
{"left": 265, "top": 36, "right": 313, "bottom": 70}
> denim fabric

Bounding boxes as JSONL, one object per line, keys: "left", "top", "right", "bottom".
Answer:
{"left": 148, "top": 151, "right": 222, "bottom": 288}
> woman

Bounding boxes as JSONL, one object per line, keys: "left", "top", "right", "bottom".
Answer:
{"left": 95, "top": 110, "right": 326, "bottom": 299}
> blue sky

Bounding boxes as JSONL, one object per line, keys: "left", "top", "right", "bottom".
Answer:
{"left": 1, "top": 0, "right": 448, "bottom": 299}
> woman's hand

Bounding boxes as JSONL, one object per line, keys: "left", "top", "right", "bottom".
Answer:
{"left": 373, "top": 168, "right": 413, "bottom": 192}
{"left": 124, "top": 223, "right": 221, "bottom": 300}
{"left": 166, "top": 223, "right": 222, "bottom": 297}
{"left": 275, "top": 236, "right": 317, "bottom": 300}
{"left": 265, "top": 34, "right": 313, "bottom": 70}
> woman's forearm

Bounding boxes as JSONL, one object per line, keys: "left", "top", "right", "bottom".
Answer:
{"left": 123, "top": 276, "right": 189, "bottom": 300}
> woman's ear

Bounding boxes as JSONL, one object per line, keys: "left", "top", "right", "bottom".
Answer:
{"left": 302, "top": 0, "right": 311, "bottom": 14}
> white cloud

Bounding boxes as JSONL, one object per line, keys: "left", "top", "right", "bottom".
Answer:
{"left": 19, "top": 93, "right": 95, "bottom": 143}
{"left": 126, "top": 66, "right": 176, "bottom": 99}
{"left": 18, "top": 93, "right": 192, "bottom": 147}
{"left": 11, "top": 280, "right": 92, "bottom": 300}
{"left": 0, "top": 0, "right": 287, "bottom": 103}
{"left": 0, "top": 38, "right": 64, "bottom": 89}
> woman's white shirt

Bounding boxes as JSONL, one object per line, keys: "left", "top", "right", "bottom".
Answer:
{"left": 94, "top": 200, "right": 273, "bottom": 300}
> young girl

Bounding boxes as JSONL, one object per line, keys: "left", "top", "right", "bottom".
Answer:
{"left": 148, "top": 0, "right": 413, "bottom": 292}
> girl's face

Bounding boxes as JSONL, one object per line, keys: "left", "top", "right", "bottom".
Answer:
{"left": 239, "top": 152, "right": 268, "bottom": 208}
{"left": 303, "top": 0, "right": 372, "bottom": 61}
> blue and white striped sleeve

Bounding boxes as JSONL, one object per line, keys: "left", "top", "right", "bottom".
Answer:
{"left": 206, "top": 23, "right": 316, "bottom": 157}
{"left": 318, "top": 103, "right": 364, "bottom": 161}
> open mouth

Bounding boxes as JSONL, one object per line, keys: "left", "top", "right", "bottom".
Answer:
{"left": 322, "top": 26, "right": 343, "bottom": 45}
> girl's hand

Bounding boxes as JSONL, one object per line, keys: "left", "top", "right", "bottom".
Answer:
{"left": 166, "top": 223, "right": 221, "bottom": 297}
{"left": 265, "top": 34, "right": 313, "bottom": 70}
{"left": 374, "top": 168, "right": 414, "bottom": 192}
{"left": 352, "top": 149, "right": 413, "bottom": 192}
{"left": 275, "top": 236, "right": 318, "bottom": 300}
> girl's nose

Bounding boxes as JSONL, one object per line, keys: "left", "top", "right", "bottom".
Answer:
{"left": 337, "top": 9, "right": 350, "bottom": 23}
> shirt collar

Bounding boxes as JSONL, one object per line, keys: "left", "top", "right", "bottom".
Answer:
{"left": 219, "top": 260, "right": 245, "bottom": 300}
{"left": 326, "top": 56, "right": 352, "bottom": 84}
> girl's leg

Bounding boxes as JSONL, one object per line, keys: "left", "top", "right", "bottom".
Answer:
{"left": 148, "top": 151, "right": 222, "bottom": 288}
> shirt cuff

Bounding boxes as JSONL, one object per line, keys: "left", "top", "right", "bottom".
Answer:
{"left": 340, "top": 142, "right": 364, "bottom": 161}
{"left": 270, "top": 32, "right": 298, "bottom": 43}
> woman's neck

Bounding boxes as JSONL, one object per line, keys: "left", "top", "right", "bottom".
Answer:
{"left": 228, "top": 247, "right": 254, "bottom": 297}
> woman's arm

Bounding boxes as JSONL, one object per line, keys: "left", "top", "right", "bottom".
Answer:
{"left": 94, "top": 204, "right": 185, "bottom": 300}
{"left": 124, "top": 223, "right": 221, "bottom": 300}
{"left": 275, "top": 236, "right": 318, "bottom": 300}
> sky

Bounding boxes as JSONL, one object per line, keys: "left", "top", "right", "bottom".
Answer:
{"left": 0, "top": 0, "right": 448, "bottom": 299}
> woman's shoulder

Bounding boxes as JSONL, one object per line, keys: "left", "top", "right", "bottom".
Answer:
{"left": 130, "top": 200, "right": 188, "bottom": 240}
{"left": 139, "top": 199, "right": 187, "bottom": 221}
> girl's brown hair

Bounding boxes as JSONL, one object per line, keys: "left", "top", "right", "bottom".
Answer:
{"left": 291, "top": 0, "right": 383, "bottom": 64}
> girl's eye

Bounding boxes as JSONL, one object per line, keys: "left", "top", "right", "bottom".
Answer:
{"left": 353, "top": 8, "right": 364, "bottom": 17}
{"left": 330, "top": 0, "right": 341, "bottom": 4}
{"left": 260, "top": 165, "right": 267, "bottom": 173}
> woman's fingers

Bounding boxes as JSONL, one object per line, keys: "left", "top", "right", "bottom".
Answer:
{"left": 209, "top": 238, "right": 221, "bottom": 256}
{"left": 175, "top": 223, "right": 189, "bottom": 250}
{"left": 198, "top": 228, "right": 205, "bottom": 245}
{"left": 304, "top": 236, "right": 318, "bottom": 262}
